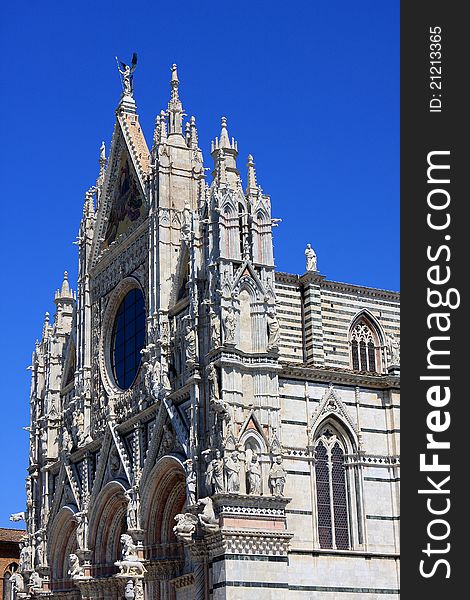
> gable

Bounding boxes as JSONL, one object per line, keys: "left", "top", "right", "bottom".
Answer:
{"left": 102, "top": 137, "right": 148, "bottom": 249}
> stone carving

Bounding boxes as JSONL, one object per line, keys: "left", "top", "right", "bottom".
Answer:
{"left": 9, "top": 512, "right": 25, "bottom": 522}
{"left": 269, "top": 456, "right": 287, "bottom": 497}
{"left": 142, "top": 353, "right": 161, "bottom": 399}
{"left": 19, "top": 541, "right": 32, "bottom": 572}
{"left": 35, "top": 531, "right": 46, "bottom": 567}
{"left": 224, "top": 452, "right": 241, "bottom": 493}
{"left": 74, "top": 511, "right": 88, "bottom": 550}
{"left": 387, "top": 334, "right": 400, "bottom": 365}
{"left": 124, "top": 579, "right": 144, "bottom": 600}
{"left": 247, "top": 452, "right": 262, "bottom": 495}
{"left": 197, "top": 497, "right": 219, "bottom": 532}
{"left": 29, "top": 571, "right": 42, "bottom": 591}
{"left": 207, "top": 362, "right": 220, "bottom": 401}
{"left": 115, "top": 534, "right": 147, "bottom": 576}
{"left": 184, "top": 324, "right": 197, "bottom": 364}
{"left": 68, "top": 553, "right": 84, "bottom": 578}
{"left": 205, "top": 450, "right": 224, "bottom": 494}
{"left": 173, "top": 513, "right": 198, "bottom": 542}
{"left": 9, "top": 572, "right": 24, "bottom": 593}
{"left": 124, "top": 489, "right": 140, "bottom": 530}
{"left": 266, "top": 309, "right": 280, "bottom": 351}
{"left": 184, "top": 459, "right": 197, "bottom": 506}
{"left": 305, "top": 243, "right": 317, "bottom": 272}
{"left": 124, "top": 579, "right": 136, "bottom": 600}
{"left": 222, "top": 306, "right": 236, "bottom": 345}
{"left": 117, "top": 53, "right": 137, "bottom": 97}
{"left": 210, "top": 311, "right": 221, "bottom": 348}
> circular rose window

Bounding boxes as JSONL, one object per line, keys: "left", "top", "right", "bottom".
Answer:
{"left": 111, "top": 287, "right": 146, "bottom": 389}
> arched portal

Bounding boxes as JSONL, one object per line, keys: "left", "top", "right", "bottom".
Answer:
{"left": 47, "top": 505, "right": 79, "bottom": 596}
{"left": 141, "top": 456, "right": 188, "bottom": 599}
{"left": 88, "top": 481, "right": 128, "bottom": 580}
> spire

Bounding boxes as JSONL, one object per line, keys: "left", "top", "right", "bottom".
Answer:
{"left": 167, "top": 64, "right": 184, "bottom": 138}
{"left": 83, "top": 188, "right": 95, "bottom": 220}
{"left": 219, "top": 116, "right": 231, "bottom": 148}
{"left": 97, "top": 141, "right": 106, "bottom": 185}
{"left": 42, "top": 312, "right": 50, "bottom": 340}
{"left": 246, "top": 154, "right": 258, "bottom": 196}
{"left": 189, "top": 116, "right": 199, "bottom": 148}
{"left": 211, "top": 117, "right": 240, "bottom": 188}
{"left": 99, "top": 141, "right": 106, "bottom": 172}
{"left": 55, "top": 271, "right": 75, "bottom": 303}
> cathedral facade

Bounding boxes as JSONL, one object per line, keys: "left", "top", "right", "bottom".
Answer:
{"left": 17, "top": 64, "right": 400, "bottom": 599}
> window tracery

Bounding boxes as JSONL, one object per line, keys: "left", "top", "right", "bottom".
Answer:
{"left": 314, "top": 427, "right": 350, "bottom": 550}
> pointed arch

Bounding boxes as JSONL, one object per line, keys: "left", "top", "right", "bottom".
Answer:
{"left": 140, "top": 455, "right": 186, "bottom": 563}
{"left": 87, "top": 481, "right": 128, "bottom": 577}
{"left": 312, "top": 420, "right": 351, "bottom": 551}
{"left": 47, "top": 505, "right": 78, "bottom": 593}
{"left": 348, "top": 309, "right": 385, "bottom": 373}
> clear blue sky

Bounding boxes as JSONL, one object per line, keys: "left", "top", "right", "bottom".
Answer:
{"left": 0, "top": 1, "right": 399, "bottom": 527}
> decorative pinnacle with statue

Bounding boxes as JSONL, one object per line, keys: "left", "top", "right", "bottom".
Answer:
{"left": 116, "top": 53, "right": 138, "bottom": 97}
{"left": 305, "top": 243, "right": 318, "bottom": 272}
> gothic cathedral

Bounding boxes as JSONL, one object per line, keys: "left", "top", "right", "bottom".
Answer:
{"left": 17, "top": 64, "right": 400, "bottom": 599}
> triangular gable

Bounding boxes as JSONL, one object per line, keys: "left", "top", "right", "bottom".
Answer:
{"left": 309, "top": 385, "right": 359, "bottom": 446}
{"left": 231, "top": 260, "right": 267, "bottom": 297}
{"left": 91, "top": 115, "right": 150, "bottom": 262}
{"left": 238, "top": 410, "right": 269, "bottom": 447}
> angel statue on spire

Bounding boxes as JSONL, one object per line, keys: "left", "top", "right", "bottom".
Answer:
{"left": 117, "top": 53, "right": 138, "bottom": 96}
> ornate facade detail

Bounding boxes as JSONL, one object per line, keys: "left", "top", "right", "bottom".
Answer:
{"left": 20, "top": 63, "right": 399, "bottom": 600}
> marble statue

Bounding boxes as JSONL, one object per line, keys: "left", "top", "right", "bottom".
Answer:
{"left": 269, "top": 455, "right": 287, "bottom": 496}
{"left": 173, "top": 513, "right": 198, "bottom": 542}
{"left": 247, "top": 452, "right": 262, "bottom": 495}
{"left": 68, "top": 553, "right": 84, "bottom": 578}
{"left": 197, "top": 497, "right": 219, "bottom": 532}
{"left": 224, "top": 452, "right": 241, "bottom": 493}
{"left": 267, "top": 310, "right": 280, "bottom": 351}
{"left": 305, "top": 244, "right": 317, "bottom": 272}
{"left": 223, "top": 306, "right": 236, "bottom": 344}
{"left": 205, "top": 450, "right": 224, "bottom": 494}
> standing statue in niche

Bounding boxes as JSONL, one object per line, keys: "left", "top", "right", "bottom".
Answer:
{"left": 269, "top": 455, "right": 287, "bottom": 496}
{"left": 305, "top": 243, "right": 317, "bottom": 272}
{"left": 247, "top": 452, "right": 262, "bottom": 495}
{"left": 224, "top": 452, "right": 241, "bottom": 493}
{"left": 124, "top": 489, "right": 140, "bottom": 530}
{"left": 222, "top": 306, "right": 236, "bottom": 345}
{"left": 19, "top": 541, "right": 32, "bottom": 572}
{"left": 207, "top": 362, "right": 220, "bottom": 401}
{"left": 387, "top": 334, "right": 400, "bottom": 366}
{"left": 266, "top": 309, "right": 280, "bottom": 351}
{"left": 210, "top": 311, "right": 221, "bottom": 348}
{"left": 184, "top": 324, "right": 197, "bottom": 364}
{"left": 184, "top": 458, "right": 197, "bottom": 506}
{"left": 205, "top": 450, "right": 225, "bottom": 494}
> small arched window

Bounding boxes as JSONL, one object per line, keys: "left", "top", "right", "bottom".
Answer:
{"left": 314, "top": 427, "right": 350, "bottom": 550}
{"left": 350, "top": 319, "right": 381, "bottom": 373}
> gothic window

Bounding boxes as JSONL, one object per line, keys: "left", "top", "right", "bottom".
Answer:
{"left": 111, "top": 287, "right": 146, "bottom": 389}
{"left": 314, "top": 428, "right": 350, "bottom": 550}
{"left": 350, "top": 319, "right": 380, "bottom": 373}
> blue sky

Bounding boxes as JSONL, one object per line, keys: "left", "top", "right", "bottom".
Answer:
{"left": 0, "top": 1, "right": 399, "bottom": 527}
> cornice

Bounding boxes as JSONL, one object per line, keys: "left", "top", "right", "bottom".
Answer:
{"left": 279, "top": 362, "right": 400, "bottom": 389}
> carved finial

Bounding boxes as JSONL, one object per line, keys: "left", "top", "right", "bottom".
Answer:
{"left": 168, "top": 64, "right": 184, "bottom": 136}
{"left": 189, "top": 115, "right": 199, "bottom": 148}
{"left": 246, "top": 154, "right": 258, "bottom": 195}
{"left": 219, "top": 116, "right": 231, "bottom": 148}
{"left": 98, "top": 141, "right": 106, "bottom": 180}
{"left": 160, "top": 109, "right": 167, "bottom": 140}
